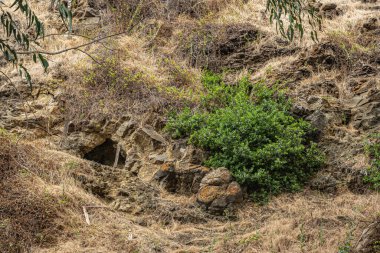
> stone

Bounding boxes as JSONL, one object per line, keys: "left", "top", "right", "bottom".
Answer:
{"left": 154, "top": 162, "right": 175, "bottom": 181}
{"left": 292, "top": 103, "right": 312, "bottom": 117}
{"left": 197, "top": 185, "right": 223, "bottom": 205}
{"left": 225, "top": 181, "right": 243, "bottom": 203}
{"left": 149, "top": 153, "right": 170, "bottom": 164}
{"left": 322, "top": 3, "right": 337, "bottom": 11}
{"left": 351, "top": 90, "right": 380, "bottom": 130}
{"left": 200, "top": 167, "right": 232, "bottom": 187}
{"left": 306, "top": 110, "right": 329, "bottom": 132}
{"left": 130, "top": 161, "right": 142, "bottom": 175}
{"left": 131, "top": 126, "right": 167, "bottom": 152}
{"left": 196, "top": 168, "right": 243, "bottom": 215}
{"left": 154, "top": 163, "right": 209, "bottom": 194}
{"left": 310, "top": 174, "right": 338, "bottom": 194}
{"left": 347, "top": 170, "right": 370, "bottom": 194}
{"left": 141, "top": 127, "right": 166, "bottom": 143}
{"left": 172, "top": 143, "right": 208, "bottom": 164}
{"left": 208, "top": 196, "right": 228, "bottom": 214}
{"left": 116, "top": 120, "right": 137, "bottom": 138}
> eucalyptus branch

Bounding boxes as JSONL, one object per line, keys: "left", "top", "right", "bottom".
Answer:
{"left": 18, "top": 32, "right": 126, "bottom": 55}
{"left": 34, "top": 33, "right": 114, "bottom": 50}
{"left": 74, "top": 48, "right": 102, "bottom": 65}
{"left": 266, "top": 0, "right": 321, "bottom": 41}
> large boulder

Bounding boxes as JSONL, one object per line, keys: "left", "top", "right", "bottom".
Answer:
{"left": 197, "top": 168, "right": 243, "bottom": 214}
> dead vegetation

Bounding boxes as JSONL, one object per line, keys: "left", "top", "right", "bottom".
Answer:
{"left": 0, "top": 135, "right": 65, "bottom": 252}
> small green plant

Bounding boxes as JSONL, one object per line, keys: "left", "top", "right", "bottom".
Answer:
{"left": 239, "top": 233, "right": 261, "bottom": 245}
{"left": 318, "top": 224, "right": 325, "bottom": 247}
{"left": 165, "top": 72, "right": 324, "bottom": 202}
{"left": 64, "top": 160, "right": 79, "bottom": 171}
{"left": 338, "top": 228, "right": 353, "bottom": 253}
{"left": 298, "top": 223, "right": 306, "bottom": 251}
{"left": 364, "top": 134, "right": 380, "bottom": 190}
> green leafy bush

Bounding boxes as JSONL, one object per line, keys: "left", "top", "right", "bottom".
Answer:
{"left": 364, "top": 134, "right": 380, "bottom": 190}
{"left": 165, "top": 72, "right": 324, "bottom": 202}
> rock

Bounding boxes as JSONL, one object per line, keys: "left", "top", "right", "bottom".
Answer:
{"left": 197, "top": 185, "right": 222, "bottom": 204}
{"left": 310, "top": 174, "right": 338, "bottom": 194}
{"left": 321, "top": 3, "right": 343, "bottom": 19}
{"left": 154, "top": 162, "right": 176, "bottom": 181}
{"left": 307, "top": 96, "right": 329, "bottom": 110}
{"left": 197, "top": 168, "right": 243, "bottom": 215}
{"left": 149, "top": 153, "right": 170, "bottom": 164}
{"left": 225, "top": 182, "right": 243, "bottom": 203}
{"left": 131, "top": 126, "right": 166, "bottom": 152}
{"left": 347, "top": 170, "right": 370, "bottom": 194}
{"left": 322, "top": 3, "right": 337, "bottom": 11}
{"left": 200, "top": 168, "right": 232, "bottom": 186}
{"left": 154, "top": 163, "right": 209, "bottom": 194}
{"left": 306, "top": 110, "right": 329, "bottom": 132}
{"left": 142, "top": 127, "right": 166, "bottom": 143}
{"left": 354, "top": 219, "right": 380, "bottom": 253}
{"left": 208, "top": 196, "right": 229, "bottom": 214}
{"left": 172, "top": 143, "right": 208, "bottom": 164}
{"left": 292, "top": 103, "right": 312, "bottom": 117}
{"left": 130, "top": 161, "right": 142, "bottom": 175}
{"left": 116, "top": 120, "right": 137, "bottom": 138}
{"left": 362, "top": 18, "right": 379, "bottom": 31}
{"left": 351, "top": 90, "right": 380, "bottom": 130}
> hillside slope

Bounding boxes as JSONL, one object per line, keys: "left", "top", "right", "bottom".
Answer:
{"left": 0, "top": 0, "right": 379, "bottom": 252}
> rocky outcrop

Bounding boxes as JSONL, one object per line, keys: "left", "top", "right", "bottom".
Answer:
{"left": 154, "top": 165, "right": 243, "bottom": 214}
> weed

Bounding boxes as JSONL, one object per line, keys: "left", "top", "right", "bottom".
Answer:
{"left": 338, "top": 229, "right": 353, "bottom": 253}
{"left": 239, "top": 233, "right": 261, "bottom": 245}
{"left": 364, "top": 134, "right": 380, "bottom": 190}
{"left": 64, "top": 160, "right": 79, "bottom": 171}
{"left": 298, "top": 223, "right": 306, "bottom": 251}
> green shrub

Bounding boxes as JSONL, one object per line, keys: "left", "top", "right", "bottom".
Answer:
{"left": 165, "top": 72, "right": 324, "bottom": 202}
{"left": 364, "top": 134, "right": 380, "bottom": 190}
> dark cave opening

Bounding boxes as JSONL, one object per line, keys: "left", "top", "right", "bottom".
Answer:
{"left": 84, "top": 139, "right": 126, "bottom": 167}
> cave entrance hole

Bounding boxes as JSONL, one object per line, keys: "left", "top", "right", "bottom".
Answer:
{"left": 84, "top": 139, "right": 126, "bottom": 167}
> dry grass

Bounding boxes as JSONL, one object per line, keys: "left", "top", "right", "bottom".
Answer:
{"left": 0, "top": 134, "right": 74, "bottom": 253}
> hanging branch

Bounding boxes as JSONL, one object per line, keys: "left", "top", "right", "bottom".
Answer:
{"left": 266, "top": 0, "right": 322, "bottom": 41}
